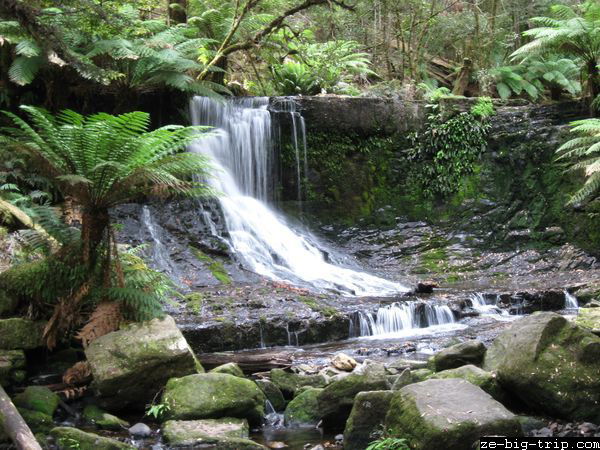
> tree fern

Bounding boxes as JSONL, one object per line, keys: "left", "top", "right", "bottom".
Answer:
{"left": 557, "top": 118, "right": 600, "bottom": 204}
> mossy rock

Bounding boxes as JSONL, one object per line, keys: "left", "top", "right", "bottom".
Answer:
{"left": 483, "top": 313, "right": 600, "bottom": 422}
{"left": 317, "top": 371, "right": 390, "bottom": 427}
{"left": 384, "top": 379, "right": 522, "bottom": 450}
{"left": 575, "top": 308, "right": 600, "bottom": 335}
{"left": 163, "top": 418, "right": 250, "bottom": 445}
{"left": 411, "top": 368, "right": 433, "bottom": 382}
{"left": 18, "top": 408, "right": 54, "bottom": 434}
{"left": 283, "top": 388, "right": 323, "bottom": 426}
{"left": 255, "top": 379, "right": 286, "bottom": 412}
{"left": 85, "top": 315, "right": 202, "bottom": 411}
{"left": 163, "top": 373, "right": 265, "bottom": 425}
{"left": 432, "top": 340, "right": 486, "bottom": 371}
{"left": 0, "top": 349, "right": 26, "bottom": 386}
{"left": 270, "top": 368, "right": 327, "bottom": 398}
{"left": 0, "top": 288, "right": 18, "bottom": 317}
{"left": 83, "top": 404, "right": 129, "bottom": 430}
{"left": 343, "top": 390, "right": 394, "bottom": 450}
{"left": 0, "top": 318, "right": 45, "bottom": 350}
{"left": 14, "top": 386, "right": 60, "bottom": 416}
{"left": 50, "top": 427, "right": 135, "bottom": 450}
{"left": 429, "top": 365, "right": 505, "bottom": 401}
{"left": 210, "top": 362, "right": 245, "bottom": 378}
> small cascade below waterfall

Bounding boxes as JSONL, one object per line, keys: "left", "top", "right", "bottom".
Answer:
{"left": 140, "top": 206, "right": 181, "bottom": 284}
{"left": 564, "top": 290, "right": 579, "bottom": 310}
{"left": 189, "top": 96, "right": 409, "bottom": 296}
{"left": 468, "top": 293, "right": 509, "bottom": 317}
{"left": 357, "top": 302, "right": 465, "bottom": 338}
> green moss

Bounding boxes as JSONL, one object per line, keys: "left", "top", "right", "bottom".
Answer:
{"left": 14, "top": 386, "right": 59, "bottom": 416}
{"left": 190, "top": 247, "right": 232, "bottom": 285}
{"left": 51, "top": 427, "right": 135, "bottom": 450}
{"left": 0, "top": 318, "right": 45, "bottom": 349}
{"left": 284, "top": 388, "right": 323, "bottom": 426}
{"left": 18, "top": 408, "right": 54, "bottom": 434}
{"left": 83, "top": 405, "right": 129, "bottom": 430}
{"left": 298, "top": 296, "right": 338, "bottom": 317}
{"left": 184, "top": 292, "right": 204, "bottom": 315}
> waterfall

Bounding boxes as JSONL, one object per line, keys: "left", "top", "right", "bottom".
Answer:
{"left": 357, "top": 302, "right": 461, "bottom": 337}
{"left": 564, "top": 290, "right": 579, "bottom": 310}
{"left": 140, "top": 206, "right": 181, "bottom": 283}
{"left": 468, "top": 293, "right": 509, "bottom": 316}
{"left": 189, "top": 96, "right": 409, "bottom": 296}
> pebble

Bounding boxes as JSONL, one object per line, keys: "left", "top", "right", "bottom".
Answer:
{"left": 129, "top": 422, "right": 152, "bottom": 437}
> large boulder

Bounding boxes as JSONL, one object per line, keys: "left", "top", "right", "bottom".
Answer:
{"left": 162, "top": 418, "right": 262, "bottom": 448}
{"left": 0, "top": 318, "right": 44, "bottom": 349}
{"left": 270, "top": 368, "right": 327, "bottom": 398}
{"left": 484, "top": 312, "right": 600, "bottom": 421}
{"left": 429, "top": 365, "right": 504, "bottom": 401}
{"left": 255, "top": 379, "right": 286, "bottom": 412}
{"left": 317, "top": 363, "right": 390, "bottom": 427}
{"left": 50, "top": 427, "right": 135, "bottom": 450}
{"left": 284, "top": 388, "right": 323, "bottom": 426}
{"left": 343, "top": 391, "right": 394, "bottom": 450}
{"left": 85, "top": 315, "right": 201, "bottom": 410}
{"left": 431, "top": 340, "right": 485, "bottom": 371}
{"left": 385, "top": 379, "right": 522, "bottom": 450}
{"left": 162, "top": 373, "right": 265, "bottom": 424}
{"left": 575, "top": 308, "right": 600, "bottom": 335}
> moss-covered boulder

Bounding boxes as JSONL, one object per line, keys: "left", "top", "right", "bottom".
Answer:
{"left": 343, "top": 391, "right": 394, "bottom": 450}
{"left": 0, "top": 349, "right": 26, "bottom": 386}
{"left": 0, "top": 289, "right": 17, "bottom": 317}
{"left": 0, "top": 318, "right": 45, "bottom": 350}
{"left": 385, "top": 379, "right": 522, "bottom": 450}
{"left": 432, "top": 340, "right": 485, "bottom": 371}
{"left": 162, "top": 418, "right": 265, "bottom": 450}
{"left": 575, "top": 308, "right": 600, "bottom": 335}
{"left": 390, "top": 369, "right": 412, "bottom": 391}
{"left": 50, "top": 427, "right": 135, "bottom": 450}
{"left": 484, "top": 312, "right": 600, "bottom": 421}
{"left": 163, "top": 418, "right": 250, "bottom": 445}
{"left": 284, "top": 388, "right": 323, "bottom": 426}
{"left": 14, "top": 386, "right": 60, "bottom": 416}
{"left": 255, "top": 379, "right": 286, "bottom": 411}
{"left": 410, "top": 368, "right": 433, "bottom": 382}
{"left": 210, "top": 362, "right": 245, "bottom": 378}
{"left": 163, "top": 373, "right": 265, "bottom": 424}
{"left": 429, "top": 365, "right": 504, "bottom": 401}
{"left": 85, "top": 315, "right": 202, "bottom": 410}
{"left": 317, "top": 369, "right": 390, "bottom": 427}
{"left": 83, "top": 404, "right": 129, "bottom": 430}
{"left": 270, "top": 368, "right": 327, "bottom": 398}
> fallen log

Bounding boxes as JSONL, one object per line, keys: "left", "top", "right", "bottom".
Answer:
{"left": 197, "top": 351, "right": 293, "bottom": 373}
{"left": 0, "top": 384, "right": 42, "bottom": 450}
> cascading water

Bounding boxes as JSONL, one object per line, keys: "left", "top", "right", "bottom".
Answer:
{"left": 189, "top": 96, "right": 409, "bottom": 296}
{"left": 141, "top": 206, "right": 181, "bottom": 283}
{"left": 468, "top": 293, "right": 509, "bottom": 316}
{"left": 356, "top": 302, "right": 465, "bottom": 338}
{"left": 564, "top": 290, "right": 579, "bottom": 310}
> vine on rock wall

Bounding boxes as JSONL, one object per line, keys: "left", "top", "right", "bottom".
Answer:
{"left": 406, "top": 97, "right": 493, "bottom": 198}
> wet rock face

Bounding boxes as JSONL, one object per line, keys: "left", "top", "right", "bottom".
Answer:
{"left": 85, "top": 315, "right": 201, "bottom": 411}
{"left": 283, "top": 388, "right": 323, "bottom": 426}
{"left": 272, "top": 96, "right": 425, "bottom": 136}
{"left": 385, "top": 378, "right": 522, "bottom": 450}
{"left": 484, "top": 313, "right": 600, "bottom": 422}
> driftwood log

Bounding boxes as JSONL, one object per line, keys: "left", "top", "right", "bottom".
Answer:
{"left": 198, "top": 351, "right": 293, "bottom": 373}
{"left": 0, "top": 384, "right": 42, "bottom": 450}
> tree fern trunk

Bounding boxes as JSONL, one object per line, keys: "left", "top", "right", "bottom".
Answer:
{"left": 588, "top": 59, "right": 600, "bottom": 116}
{"left": 81, "top": 208, "right": 109, "bottom": 267}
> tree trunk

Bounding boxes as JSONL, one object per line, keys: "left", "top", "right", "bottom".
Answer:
{"left": 81, "top": 208, "right": 110, "bottom": 267}
{"left": 587, "top": 59, "right": 600, "bottom": 116}
{"left": 0, "top": 384, "right": 42, "bottom": 450}
{"left": 452, "top": 58, "right": 472, "bottom": 96}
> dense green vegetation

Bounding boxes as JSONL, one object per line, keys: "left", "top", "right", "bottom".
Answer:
{"left": 0, "top": 0, "right": 599, "bottom": 346}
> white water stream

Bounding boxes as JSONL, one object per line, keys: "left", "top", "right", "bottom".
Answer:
{"left": 189, "top": 97, "right": 409, "bottom": 296}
